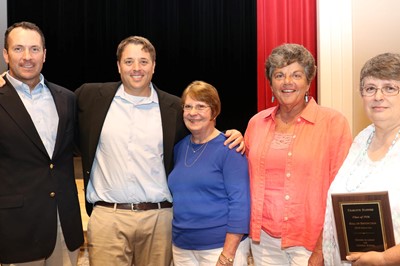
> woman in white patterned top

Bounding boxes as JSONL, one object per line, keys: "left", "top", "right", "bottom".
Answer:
{"left": 322, "top": 53, "right": 400, "bottom": 266}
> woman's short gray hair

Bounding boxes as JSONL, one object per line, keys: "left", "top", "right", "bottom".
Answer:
{"left": 265, "top": 43, "right": 316, "bottom": 85}
{"left": 360, "top": 53, "right": 400, "bottom": 89}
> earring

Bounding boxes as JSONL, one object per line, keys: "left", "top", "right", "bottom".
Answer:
{"left": 271, "top": 95, "right": 275, "bottom": 103}
{"left": 305, "top": 92, "right": 309, "bottom": 103}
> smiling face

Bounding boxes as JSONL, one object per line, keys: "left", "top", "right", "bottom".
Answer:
{"left": 362, "top": 77, "right": 400, "bottom": 126}
{"left": 271, "top": 62, "right": 310, "bottom": 110}
{"left": 117, "top": 43, "right": 155, "bottom": 96}
{"left": 3, "top": 27, "right": 46, "bottom": 89}
{"left": 183, "top": 95, "right": 215, "bottom": 138}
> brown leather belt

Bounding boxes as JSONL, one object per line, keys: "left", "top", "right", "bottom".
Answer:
{"left": 95, "top": 201, "right": 172, "bottom": 211}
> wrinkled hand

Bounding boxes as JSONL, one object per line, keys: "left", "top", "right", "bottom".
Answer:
{"left": 0, "top": 72, "right": 6, "bottom": 87}
{"left": 346, "top": 252, "right": 385, "bottom": 266}
{"left": 308, "top": 249, "right": 324, "bottom": 266}
{"left": 224, "top": 129, "right": 245, "bottom": 154}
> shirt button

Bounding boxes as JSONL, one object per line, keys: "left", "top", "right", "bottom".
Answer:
{"left": 50, "top": 192, "right": 56, "bottom": 197}
{"left": 286, "top": 172, "right": 291, "bottom": 178}
{"left": 285, "top": 194, "right": 290, "bottom": 200}
{"left": 284, "top": 216, "right": 288, "bottom": 221}
{"left": 49, "top": 164, "right": 54, "bottom": 169}
{"left": 292, "top": 135, "right": 296, "bottom": 139}
{"left": 288, "top": 151, "right": 292, "bottom": 156}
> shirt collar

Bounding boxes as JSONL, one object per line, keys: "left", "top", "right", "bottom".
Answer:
{"left": 6, "top": 72, "right": 45, "bottom": 96}
{"left": 116, "top": 82, "right": 159, "bottom": 105}
{"left": 262, "top": 97, "right": 318, "bottom": 124}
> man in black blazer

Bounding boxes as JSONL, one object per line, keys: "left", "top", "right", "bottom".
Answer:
{"left": 75, "top": 36, "right": 243, "bottom": 266}
{"left": 0, "top": 22, "right": 83, "bottom": 265}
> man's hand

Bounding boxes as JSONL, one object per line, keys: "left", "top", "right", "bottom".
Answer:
{"left": 0, "top": 72, "right": 6, "bottom": 87}
{"left": 224, "top": 129, "right": 245, "bottom": 154}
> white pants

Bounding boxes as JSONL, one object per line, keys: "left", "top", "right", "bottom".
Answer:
{"left": 251, "top": 231, "right": 311, "bottom": 266}
{"left": 173, "top": 238, "right": 250, "bottom": 266}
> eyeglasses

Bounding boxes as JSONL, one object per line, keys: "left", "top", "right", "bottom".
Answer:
{"left": 361, "top": 85, "right": 400, "bottom": 97}
{"left": 182, "top": 104, "right": 210, "bottom": 112}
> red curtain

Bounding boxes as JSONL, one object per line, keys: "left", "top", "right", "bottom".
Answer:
{"left": 257, "top": 0, "right": 317, "bottom": 111}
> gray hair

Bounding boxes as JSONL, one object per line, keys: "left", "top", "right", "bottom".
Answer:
{"left": 360, "top": 53, "right": 400, "bottom": 89}
{"left": 265, "top": 43, "right": 316, "bottom": 85}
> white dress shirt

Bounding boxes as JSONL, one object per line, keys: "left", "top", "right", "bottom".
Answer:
{"left": 86, "top": 83, "right": 172, "bottom": 204}
{"left": 6, "top": 72, "right": 59, "bottom": 158}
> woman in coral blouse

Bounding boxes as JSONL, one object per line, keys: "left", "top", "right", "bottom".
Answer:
{"left": 244, "top": 43, "right": 352, "bottom": 265}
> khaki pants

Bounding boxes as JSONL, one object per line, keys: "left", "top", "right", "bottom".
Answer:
{"left": 88, "top": 205, "right": 173, "bottom": 266}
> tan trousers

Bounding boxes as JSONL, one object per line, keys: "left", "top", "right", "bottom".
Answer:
{"left": 88, "top": 205, "right": 173, "bottom": 266}
{"left": 2, "top": 214, "right": 79, "bottom": 266}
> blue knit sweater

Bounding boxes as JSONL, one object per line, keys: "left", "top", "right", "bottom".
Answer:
{"left": 168, "top": 133, "right": 250, "bottom": 250}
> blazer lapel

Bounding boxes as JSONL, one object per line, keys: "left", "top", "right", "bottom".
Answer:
{"left": 0, "top": 78, "right": 48, "bottom": 156}
{"left": 156, "top": 88, "right": 178, "bottom": 171}
{"left": 88, "top": 83, "right": 120, "bottom": 160}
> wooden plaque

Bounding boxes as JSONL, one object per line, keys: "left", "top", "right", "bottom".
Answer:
{"left": 331, "top": 191, "right": 395, "bottom": 261}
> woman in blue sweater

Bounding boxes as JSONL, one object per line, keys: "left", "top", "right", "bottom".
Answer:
{"left": 168, "top": 81, "right": 250, "bottom": 266}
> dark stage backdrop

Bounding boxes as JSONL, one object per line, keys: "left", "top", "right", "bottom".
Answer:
{"left": 7, "top": 0, "right": 257, "bottom": 133}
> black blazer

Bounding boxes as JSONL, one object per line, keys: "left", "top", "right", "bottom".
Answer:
{"left": 75, "top": 82, "right": 188, "bottom": 215}
{"left": 0, "top": 77, "right": 84, "bottom": 264}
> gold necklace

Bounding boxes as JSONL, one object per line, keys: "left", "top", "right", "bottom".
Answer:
{"left": 277, "top": 112, "right": 300, "bottom": 124}
{"left": 276, "top": 116, "right": 297, "bottom": 133}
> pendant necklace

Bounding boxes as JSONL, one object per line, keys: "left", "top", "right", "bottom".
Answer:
{"left": 346, "top": 127, "right": 400, "bottom": 192}
{"left": 276, "top": 112, "right": 301, "bottom": 133}
{"left": 191, "top": 140, "right": 207, "bottom": 153}
{"left": 184, "top": 138, "right": 209, "bottom": 167}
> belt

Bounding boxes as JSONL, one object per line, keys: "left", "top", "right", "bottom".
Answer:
{"left": 95, "top": 201, "right": 172, "bottom": 211}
